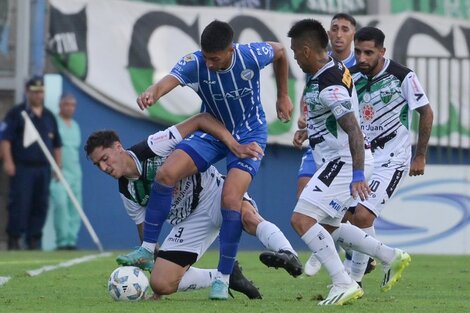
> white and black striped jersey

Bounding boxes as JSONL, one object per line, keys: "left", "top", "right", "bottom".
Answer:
{"left": 351, "top": 58, "right": 429, "bottom": 165}
{"left": 303, "top": 57, "right": 360, "bottom": 162}
{"left": 118, "top": 126, "right": 223, "bottom": 225}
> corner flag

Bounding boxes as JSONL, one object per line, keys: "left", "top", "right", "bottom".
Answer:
{"left": 22, "top": 111, "right": 40, "bottom": 148}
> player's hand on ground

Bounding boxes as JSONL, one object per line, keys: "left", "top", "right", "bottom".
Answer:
{"left": 232, "top": 142, "right": 264, "bottom": 160}
{"left": 276, "top": 95, "right": 293, "bottom": 122}
{"left": 409, "top": 155, "right": 426, "bottom": 176}
{"left": 293, "top": 129, "right": 307, "bottom": 149}
{"left": 350, "top": 181, "right": 370, "bottom": 201}
{"left": 137, "top": 88, "right": 156, "bottom": 110}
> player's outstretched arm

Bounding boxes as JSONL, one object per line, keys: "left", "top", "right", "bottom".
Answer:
{"left": 175, "top": 113, "right": 264, "bottom": 160}
{"left": 410, "top": 104, "right": 433, "bottom": 176}
{"left": 337, "top": 112, "right": 370, "bottom": 201}
{"left": 137, "top": 75, "right": 180, "bottom": 110}
{"left": 268, "top": 41, "right": 293, "bottom": 122}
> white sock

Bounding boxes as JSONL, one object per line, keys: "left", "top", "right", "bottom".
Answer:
{"left": 177, "top": 267, "right": 218, "bottom": 292}
{"left": 214, "top": 271, "right": 230, "bottom": 284}
{"left": 301, "top": 223, "right": 352, "bottom": 286}
{"left": 256, "top": 221, "right": 297, "bottom": 255}
{"left": 349, "top": 226, "right": 375, "bottom": 282}
{"left": 141, "top": 241, "right": 156, "bottom": 253}
{"left": 333, "top": 223, "right": 395, "bottom": 266}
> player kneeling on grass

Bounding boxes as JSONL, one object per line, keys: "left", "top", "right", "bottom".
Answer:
{"left": 84, "top": 113, "right": 302, "bottom": 300}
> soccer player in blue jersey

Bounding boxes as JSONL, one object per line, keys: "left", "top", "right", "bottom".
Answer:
{"left": 127, "top": 20, "right": 295, "bottom": 300}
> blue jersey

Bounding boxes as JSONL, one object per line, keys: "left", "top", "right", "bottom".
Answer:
{"left": 328, "top": 49, "right": 356, "bottom": 68}
{"left": 170, "top": 42, "right": 275, "bottom": 139}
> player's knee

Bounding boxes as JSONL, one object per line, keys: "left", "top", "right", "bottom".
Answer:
{"left": 150, "top": 275, "right": 178, "bottom": 295}
{"left": 241, "top": 207, "right": 262, "bottom": 235}
{"left": 351, "top": 205, "right": 375, "bottom": 228}
{"left": 290, "top": 213, "right": 302, "bottom": 233}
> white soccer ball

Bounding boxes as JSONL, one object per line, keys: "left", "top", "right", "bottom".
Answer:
{"left": 108, "top": 266, "right": 150, "bottom": 301}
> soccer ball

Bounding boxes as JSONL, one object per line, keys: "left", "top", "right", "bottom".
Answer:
{"left": 108, "top": 266, "right": 150, "bottom": 301}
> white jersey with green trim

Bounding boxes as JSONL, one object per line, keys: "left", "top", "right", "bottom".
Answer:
{"left": 118, "top": 126, "right": 223, "bottom": 225}
{"left": 303, "top": 57, "right": 360, "bottom": 162}
{"left": 351, "top": 58, "right": 429, "bottom": 165}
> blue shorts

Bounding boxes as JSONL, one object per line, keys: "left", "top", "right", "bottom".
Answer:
{"left": 176, "top": 130, "right": 267, "bottom": 178}
{"left": 298, "top": 148, "right": 317, "bottom": 178}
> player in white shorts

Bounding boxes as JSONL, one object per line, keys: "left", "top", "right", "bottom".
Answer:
{"left": 84, "top": 113, "right": 301, "bottom": 300}
{"left": 346, "top": 26, "right": 433, "bottom": 286}
{"left": 288, "top": 19, "right": 412, "bottom": 306}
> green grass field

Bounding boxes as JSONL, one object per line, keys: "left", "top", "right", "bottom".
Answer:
{"left": 1, "top": 250, "right": 469, "bottom": 313}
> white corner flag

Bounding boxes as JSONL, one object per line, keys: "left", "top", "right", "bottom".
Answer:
{"left": 20, "top": 111, "right": 104, "bottom": 252}
{"left": 22, "top": 111, "right": 40, "bottom": 148}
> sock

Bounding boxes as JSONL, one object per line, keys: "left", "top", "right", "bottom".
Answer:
{"left": 333, "top": 223, "right": 395, "bottom": 271}
{"left": 301, "top": 223, "right": 352, "bottom": 286}
{"left": 143, "top": 182, "right": 174, "bottom": 244}
{"left": 141, "top": 241, "right": 156, "bottom": 253}
{"left": 217, "top": 209, "right": 242, "bottom": 275}
{"left": 214, "top": 272, "right": 230, "bottom": 284}
{"left": 343, "top": 248, "right": 353, "bottom": 273}
{"left": 349, "top": 226, "right": 375, "bottom": 282}
{"left": 177, "top": 267, "right": 218, "bottom": 292}
{"left": 256, "top": 221, "right": 297, "bottom": 255}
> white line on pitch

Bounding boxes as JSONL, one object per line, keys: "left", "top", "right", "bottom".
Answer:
{"left": 0, "top": 276, "right": 11, "bottom": 287}
{"left": 26, "top": 252, "right": 112, "bottom": 277}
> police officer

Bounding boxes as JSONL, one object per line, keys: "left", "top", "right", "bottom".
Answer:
{"left": 1, "top": 75, "right": 62, "bottom": 250}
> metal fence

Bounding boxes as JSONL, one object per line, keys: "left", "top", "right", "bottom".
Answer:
{"left": 407, "top": 56, "right": 470, "bottom": 164}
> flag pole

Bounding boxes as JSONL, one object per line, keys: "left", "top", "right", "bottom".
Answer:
{"left": 21, "top": 111, "right": 104, "bottom": 252}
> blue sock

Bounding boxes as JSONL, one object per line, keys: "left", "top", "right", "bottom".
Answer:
{"left": 218, "top": 208, "right": 242, "bottom": 274}
{"left": 143, "top": 182, "right": 174, "bottom": 243}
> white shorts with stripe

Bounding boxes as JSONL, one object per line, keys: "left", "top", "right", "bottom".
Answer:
{"left": 160, "top": 184, "right": 222, "bottom": 261}
{"left": 294, "top": 150, "right": 374, "bottom": 226}
{"left": 358, "top": 163, "right": 410, "bottom": 216}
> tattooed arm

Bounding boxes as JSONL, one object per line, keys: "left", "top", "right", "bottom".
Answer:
{"left": 410, "top": 104, "right": 433, "bottom": 176}
{"left": 337, "top": 112, "right": 369, "bottom": 200}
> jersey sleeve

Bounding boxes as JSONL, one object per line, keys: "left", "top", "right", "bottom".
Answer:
{"left": 319, "top": 85, "right": 355, "bottom": 119}
{"left": 120, "top": 194, "right": 146, "bottom": 224}
{"left": 170, "top": 53, "right": 199, "bottom": 90}
{"left": 2, "top": 108, "right": 19, "bottom": 141}
{"left": 401, "top": 71, "right": 430, "bottom": 110}
{"left": 247, "top": 42, "right": 275, "bottom": 69}
{"left": 146, "top": 125, "right": 183, "bottom": 157}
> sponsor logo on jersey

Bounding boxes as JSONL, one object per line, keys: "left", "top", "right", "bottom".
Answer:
{"left": 329, "top": 199, "right": 342, "bottom": 212}
{"left": 203, "top": 79, "right": 216, "bottom": 85}
{"left": 361, "top": 103, "right": 375, "bottom": 122}
{"left": 380, "top": 88, "right": 393, "bottom": 104}
{"left": 213, "top": 87, "right": 253, "bottom": 101}
{"left": 183, "top": 54, "right": 195, "bottom": 62}
{"left": 236, "top": 161, "right": 254, "bottom": 173}
{"left": 241, "top": 69, "right": 254, "bottom": 81}
{"left": 148, "top": 131, "right": 170, "bottom": 145}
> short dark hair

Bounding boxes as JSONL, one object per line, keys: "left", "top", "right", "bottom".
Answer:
{"left": 331, "top": 13, "right": 356, "bottom": 28}
{"left": 200, "top": 20, "right": 234, "bottom": 53}
{"left": 287, "top": 19, "right": 329, "bottom": 50}
{"left": 84, "top": 130, "right": 120, "bottom": 157}
{"left": 354, "top": 27, "right": 385, "bottom": 48}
